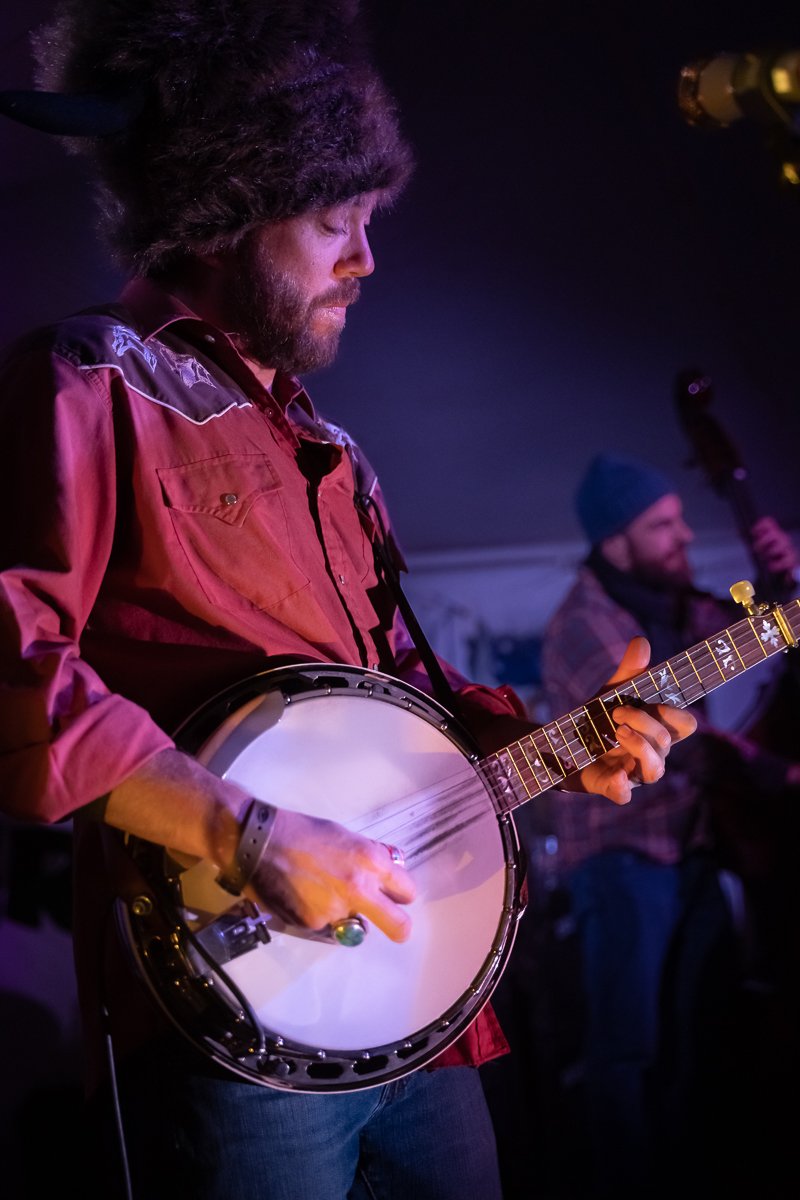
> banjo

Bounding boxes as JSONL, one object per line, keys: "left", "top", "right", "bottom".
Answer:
{"left": 118, "top": 582, "right": 800, "bottom": 1093}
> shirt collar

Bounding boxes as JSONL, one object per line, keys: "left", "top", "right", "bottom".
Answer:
{"left": 118, "top": 275, "right": 313, "bottom": 417}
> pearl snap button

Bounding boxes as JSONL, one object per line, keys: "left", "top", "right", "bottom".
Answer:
{"left": 222, "top": 493, "right": 238, "bottom": 506}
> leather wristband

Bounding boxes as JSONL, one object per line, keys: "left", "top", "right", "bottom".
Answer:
{"left": 216, "top": 799, "right": 277, "bottom": 896}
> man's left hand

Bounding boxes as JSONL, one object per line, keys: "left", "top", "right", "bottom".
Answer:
{"left": 750, "top": 515, "right": 799, "bottom": 584}
{"left": 570, "top": 636, "right": 697, "bottom": 805}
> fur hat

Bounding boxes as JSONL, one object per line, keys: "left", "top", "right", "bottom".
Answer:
{"left": 576, "top": 453, "right": 676, "bottom": 545}
{"left": 28, "top": 1, "right": 414, "bottom": 273}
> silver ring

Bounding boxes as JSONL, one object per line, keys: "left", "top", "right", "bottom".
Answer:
{"left": 331, "top": 916, "right": 367, "bottom": 947}
{"left": 384, "top": 843, "right": 405, "bottom": 867}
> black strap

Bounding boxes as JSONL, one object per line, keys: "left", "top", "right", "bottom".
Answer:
{"left": 356, "top": 492, "right": 461, "bottom": 715}
{"left": 325, "top": 423, "right": 460, "bottom": 714}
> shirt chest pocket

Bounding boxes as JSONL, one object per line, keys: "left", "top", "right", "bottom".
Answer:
{"left": 157, "top": 453, "right": 310, "bottom": 614}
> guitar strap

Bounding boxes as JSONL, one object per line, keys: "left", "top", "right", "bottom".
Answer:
{"left": 291, "top": 404, "right": 463, "bottom": 716}
{"left": 350, "top": 476, "right": 463, "bottom": 718}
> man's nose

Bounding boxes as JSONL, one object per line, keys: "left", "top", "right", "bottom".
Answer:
{"left": 336, "top": 228, "right": 375, "bottom": 278}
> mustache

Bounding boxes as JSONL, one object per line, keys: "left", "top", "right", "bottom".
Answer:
{"left": 314, "top": 281, "right": 361, "bottom": 308}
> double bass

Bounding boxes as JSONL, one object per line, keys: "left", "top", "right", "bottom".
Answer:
{"left": 675, "top": 366, "right": 800, "bottom": 992}
{"left": 675, "top": 366, "right": 800, "bottom": 752}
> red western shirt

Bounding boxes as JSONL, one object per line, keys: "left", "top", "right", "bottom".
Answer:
{"left": 0, "top": 277, "right": 519, "bottom": 1091}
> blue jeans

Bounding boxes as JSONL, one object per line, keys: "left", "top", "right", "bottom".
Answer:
{"left": 86, "top": 1037, "right": 503, "bottom": 1200}
{"left": 568, "top": 849, "right": 737, "bottom": 1198}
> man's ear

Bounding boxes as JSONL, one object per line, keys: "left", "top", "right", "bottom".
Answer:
{"left": 196, "top": 249, "right": 227, "bottom": 270}
{"left": 157, "top": 254, "right": 223, "bottom": 326}
{"left": 599, "top": 531, "right": 631, "bottom": 571}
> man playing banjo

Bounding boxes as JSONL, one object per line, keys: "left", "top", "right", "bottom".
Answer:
{"left": 0, "top": 3, "right": 694, "bottom": 1197}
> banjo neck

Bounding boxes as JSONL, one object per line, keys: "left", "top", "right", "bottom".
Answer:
{"left": 482, "top": 586, "right": 800, "bottom": 813}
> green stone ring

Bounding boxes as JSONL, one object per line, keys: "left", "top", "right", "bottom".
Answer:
{"left": 331, "top": 916, "right": 368, "bottom": 947}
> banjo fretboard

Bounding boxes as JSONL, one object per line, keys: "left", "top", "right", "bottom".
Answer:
{"left": 486, "top": 594, "right": 800, "bottom": 811}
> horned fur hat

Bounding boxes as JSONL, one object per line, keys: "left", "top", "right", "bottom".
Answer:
{"left": 27, "top": 0, "right": 413, "bottom": 274}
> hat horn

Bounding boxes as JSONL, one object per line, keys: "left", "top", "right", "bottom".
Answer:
{"left": 0, "top": 88, "right": 145, "bottom": 136}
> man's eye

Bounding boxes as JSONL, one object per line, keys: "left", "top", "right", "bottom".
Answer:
{"left": 321, "top": 221, "right": 347, "bottom": 236}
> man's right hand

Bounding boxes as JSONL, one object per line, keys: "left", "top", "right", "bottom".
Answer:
{"left": 247, "top": 808, "right": 416, "bottom": 943}
{"left": 104, "top": 747, "right": 416, "bottom": 943}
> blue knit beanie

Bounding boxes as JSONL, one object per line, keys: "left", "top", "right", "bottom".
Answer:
{"left": 576, "top": 453, "right": 676, "bottom": 544}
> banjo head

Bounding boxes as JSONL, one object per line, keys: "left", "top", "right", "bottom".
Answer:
{"left": 120, "top": 662, "right": 524, "bottom": 1092}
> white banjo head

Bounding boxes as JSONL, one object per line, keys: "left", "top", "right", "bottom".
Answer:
{"left": 121, "top": 663, "right": 523, "bottom": 1092}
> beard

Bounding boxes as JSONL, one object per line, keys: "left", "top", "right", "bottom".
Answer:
{"left": 223, "top": 233, "right": 359, "bottom": 375}
{"left": 632, "top": 552, "right": 694, "bottom": 591}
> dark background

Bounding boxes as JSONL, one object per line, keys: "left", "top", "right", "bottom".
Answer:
{"left": 2, "top": 0, "right": 800, "bottom": 555}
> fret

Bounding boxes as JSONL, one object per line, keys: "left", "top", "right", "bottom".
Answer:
{"left": 636, "top": 673, "right": 660, "bottom": 703}
{"left": 486, "top": 747, "right": 532, "bottom": 811}
{"left": 606, "top": 678, "right": 646, "bottom": 711}
{"left": 551, "top": 717, "right": 583, "bottom": 773}
{"left": 532, "top": 725, "right": 569, "bottom": 781}
{"left": 647, "top": 660, "right": 688, "bottom": 706}
{"left": 729, "top": 629, "right": 747, "bottom": 670}
{"left": 527, "top": 729, "right": 561, "bottom": 786}
{"left": 696, "top": 639, "right": 728, "bottom": 689}
{"left": 495, "top": 746, "right": 525, "bottom": 797}
{"left": 683, "top": 644, "right": 715, "bottom": 700}
{"left": 712, "top": 626, "right": 742, "bottom": 679}
{"left": 612, "top": 677, "right": 642, "bottom": 702}
{"left": 505, "top": 741, "right": 541, "bottom": 799}
{"left": 684, "top": 647, "right": 704, "bottom": 691}
{"left": 585, "top": 695, "right": 618, "bottom": 746}
{"left": 569, "top": 701, "right": 613, "bottom": 759}
{"left": 740, "top": 617, "right": 767, "bottom": 663}
{"left": 747, "top": 618, "right": 770, "bottom": 659}
{"left": 566, "top": 710, "right": 594, "bottom": 767}
{"left": 668, "top": 650, "right": 705, "bottom": 704}
{"left": 518, "top": 736, "right": 555, "bottom": 792}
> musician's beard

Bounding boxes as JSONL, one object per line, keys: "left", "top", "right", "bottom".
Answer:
{"left": 633, "top": 552, "right": 694, "bottom": 591}
{"left": 223, "top": 235, "right": 358, "bottom": 375}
